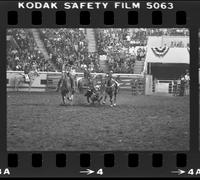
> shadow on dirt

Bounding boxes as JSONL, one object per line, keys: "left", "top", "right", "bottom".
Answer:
{"left": 59, "top": 103, "right": 112, "bottom": 108}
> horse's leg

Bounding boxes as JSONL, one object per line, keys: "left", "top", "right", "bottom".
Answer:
{"left": 78, "top": 81, "right": 83, "bottom": 94}
{"left": 102, "top": 91, "right": 107, "bottom": 104}
{"left": 110, "top": 93, "right": 113, "bottom": 107}
{"left": 71, "top": 94, "right": 74, "bottom": 101}
{"left": 62, "top": 94, "right": 65, "bottom": 105}
{"left": 70, "top": 93, "right": 74, "bottom": 106}
{"left": 91, "top": 96, "right": 95, "bottom": 105}
{"left": 78, "top": 82, "right": 81, "bottom": 93}
{"left": 67, "top": 91, "right": 72, "bottom": 102}
{"left": 98, "top": 96, "right": 103, "bottom": 104}
{"left": 103, "top": 95, "right": 106, "bottom": 104}
{"left": 113, "top": 91, "right": 117, "bottom": 106}
{"left": 66, "top": 93, "right": 69, "bottom": 101}
{"left": 60, "top": 90, "right": 65, "bottom": 105}
{"left": 87, "top": 96, "right": 90, "bottom": 103}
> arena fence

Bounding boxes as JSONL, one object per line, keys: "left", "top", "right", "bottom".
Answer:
{"left": 6, "top": 71, "right": 153, "bottom": 94}
{"left": 152, "top": 79, "right": 190, "bottom": 95}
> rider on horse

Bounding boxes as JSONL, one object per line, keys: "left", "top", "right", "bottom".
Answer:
{"left": 23, "top": 63, "right": 30, "bottom": 82}
{"left": 105, "top": 70, "right": 120, "bottom": 88}
{"left": 83, "top": 65, "right": 94, "bottom": 89}
{"left": 102, "top": 71, "right": 119, "bottom": 106}
{"left": 22, "top": 63, "right": 38, "bottom": 82}
{"left": 57, "top": 64, "right": 75, "bottom": 93}
{"left": 67, "top": 65, "right": 76, "bottom": 92}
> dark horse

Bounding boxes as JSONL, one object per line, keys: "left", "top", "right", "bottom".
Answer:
{"left": 102, "top": 77, "right": 119, "bottom": 107}
{"left": 56, "top": 73, "right": 75, "bottom": 105}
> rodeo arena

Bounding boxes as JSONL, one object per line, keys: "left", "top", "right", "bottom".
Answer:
{"left": 7, "top": 28, "right": 190, "bottom": 151}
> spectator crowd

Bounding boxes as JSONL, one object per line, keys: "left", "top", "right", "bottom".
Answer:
{"left": 7, "top": 28, "right": 189, "bottom": 73}
{"left": 7, "top": 29, "right": 55, "bottom": 71}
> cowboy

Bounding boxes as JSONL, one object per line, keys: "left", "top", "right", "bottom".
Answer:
{"left": 66, "top": 65, "right": 75, "bottom": 93}
{"left": 184, "top": 69, "right": 190, "bottom": 81}
{"left": 93, "top": 85, "right": 102, "bottom": 99}
{"left": 91, "top": 85, "right": 102, "bottom": 102}
{"left": 32, "top": 63, "right": 39, "bottom": 74}
{"left": 179, "top": 75, "right": 185, "bottom": 96}
{"left": 85, "top": 85, "right": 102, "bottom": 104}
{"left": 83, "top": 66, "right": 92, "bottom": 80}
{"left": 23, "top": 63, "right": 30, "bottom": 82}
{"left": 57, "top": 64, "right": 70, "bottom": 92}
{"left": 106, "top": 70, "right": 120, "bottom": 87}
{"left": 83, "top": 65, "right": 93, "bottom": 88}
{"left": 105, "top": 73, "right": 112, "bottom": 87}
{"left": 84, "top": 86, "right": 95, "bottom": 103}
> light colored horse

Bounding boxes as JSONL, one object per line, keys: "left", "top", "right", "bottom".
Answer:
{"left": 11, "top": 71, "right": 40, "bottom": 92}
{"left": 76, "top": 74, "right": 99, "bottom": 94}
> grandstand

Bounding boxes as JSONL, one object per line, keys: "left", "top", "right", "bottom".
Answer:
{"left": 7, "top": 28, "right": 189, "bottom": 72}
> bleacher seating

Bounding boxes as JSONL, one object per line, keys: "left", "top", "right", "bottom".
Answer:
{"left": 7, "top": 28, "right": 189, "bottom": 74}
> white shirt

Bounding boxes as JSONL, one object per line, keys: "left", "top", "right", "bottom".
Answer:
{"left": 184, "top": 74, "right": 190, "bottom": 81}
{"left": 70, "top": 69, "right": 76, "bottom": 76}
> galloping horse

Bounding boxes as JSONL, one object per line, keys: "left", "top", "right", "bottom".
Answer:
{"left": 102, "top": 77, "right": 119, "bottom": 107}
{"left": 57, "top": 73, "right": 75, "bottom": 105}
{"left": 11, "top": 71, "right": 40, "bottom": 91}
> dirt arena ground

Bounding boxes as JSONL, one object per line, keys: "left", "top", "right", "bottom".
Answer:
{"left": 7, "top": 91, "right": 189, "bottom": 151}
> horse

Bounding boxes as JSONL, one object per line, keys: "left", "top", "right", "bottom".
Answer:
{"left": 76, "top": 74, "right": 99, "bottom": 94}
{"left": 102, "top": 78, "right": 119, "bottom": 107}
{"left": 56, "top": 74, "right": 75, "bottom": 105}
{"left": 76, "top": 77, "right": 89, "bottom": 94}
{"left": 11, "top": 71, "right": 40, "bottom": 92}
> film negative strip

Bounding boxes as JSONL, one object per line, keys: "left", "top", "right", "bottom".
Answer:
{"left": 0, "top": 0, "right": 199, "bottom": 178}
